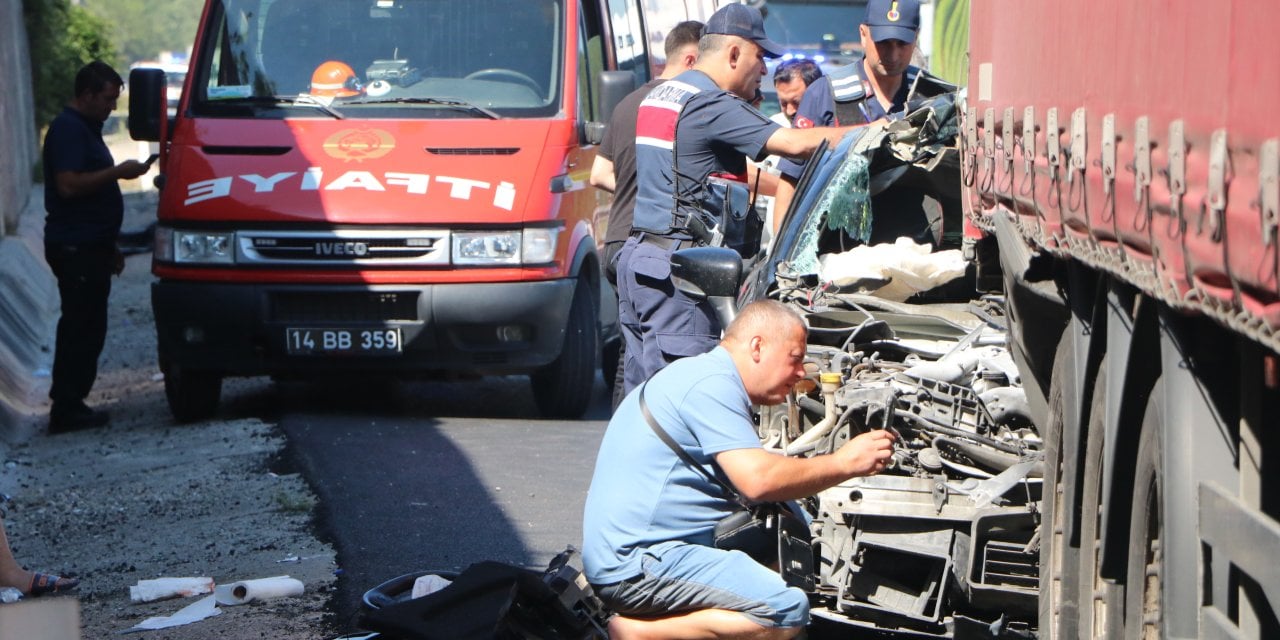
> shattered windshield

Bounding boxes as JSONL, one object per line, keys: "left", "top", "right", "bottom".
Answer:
{"left": 778, "top": 91, "right": 964, "bottom": 278}
{"left": 191, "top": 0, "right": 563, "bottom": 118}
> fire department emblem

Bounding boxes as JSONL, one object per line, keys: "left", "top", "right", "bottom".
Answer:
{"left": 322, "top": 128, "right": 395, "bottom": 162}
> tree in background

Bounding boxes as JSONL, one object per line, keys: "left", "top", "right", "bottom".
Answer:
{"left": 80, "top": 0, "right": 204, "bottom": 68}
{"left": 930, "top": 0, "right": 969, "bottom": 86}
{"left": 24, "top": 0, "right": 118, "bottom": 129}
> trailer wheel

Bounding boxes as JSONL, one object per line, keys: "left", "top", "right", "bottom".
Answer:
{"left": 1125, "top": 390, "right": 1164, "bottom": 639}
{"left": 1039, "top": 337, "right": 1079, "bottom": 640}
{"left": 1078, "top": 366, "right": 1126, "bottom": 638}
{"left": 164, "top": 363, "right": 222, "bottom": 423}
{"left": 531, "top": 278, "right": 597, "bottom": 419}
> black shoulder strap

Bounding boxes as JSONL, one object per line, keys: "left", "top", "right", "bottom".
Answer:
{"left": 639, "top": 384, "right": 751, "bottom": 509}
{"left": 668, "top": 86, "right": 715, "bottom": 232}
{"left": 669, "top": 93, "right": 694, "bottom": 228}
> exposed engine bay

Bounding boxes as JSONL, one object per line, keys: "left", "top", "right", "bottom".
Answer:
{"left": 758, "top": 289, "right": 1040, "bottom": 638}
{"left": 730, "top": 87, "right": 1040, "bottom": 638}
{"left": 645, "top": 84, "right": 1045, "bottom": 637}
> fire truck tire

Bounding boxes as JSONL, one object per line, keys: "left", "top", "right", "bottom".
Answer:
{"left": 1124, "top": 387, "right": 1164, "bottom": 638}
{"left": 1077, "top": 364, "right": 1126, "bottom": 639}
{"left": 1039, "top": 336, "right": 1079, "bottom": 640}
{"left": 531, "top": 278, "right": 596, "bottom": 419}
{"left": 164, "top": 364, "right": 222, "bottom": 423}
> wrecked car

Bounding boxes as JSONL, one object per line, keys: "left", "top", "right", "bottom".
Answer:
{"left": 673, "top": 88, "right": 1041, "bottom": 638}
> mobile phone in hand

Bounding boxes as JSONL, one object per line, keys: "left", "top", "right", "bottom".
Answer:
{"left": 144, "top": 153, "right": 160, "bottom": 166}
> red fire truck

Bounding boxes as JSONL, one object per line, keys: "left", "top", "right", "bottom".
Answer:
{"left": 129, "top": 0, "right": 724, "bottom": 421}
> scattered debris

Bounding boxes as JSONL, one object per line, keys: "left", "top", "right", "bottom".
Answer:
{"left": 124, "top": 595, "right": 222, "bottom": 632}
{"left": 410, "top": 574, "right": 452, "bottom": 599}
{"left": 214, "top": 575, "right": 305, "bottom": 606}
{"left": 129, "top": 577, "right": 215, "bottom": 603}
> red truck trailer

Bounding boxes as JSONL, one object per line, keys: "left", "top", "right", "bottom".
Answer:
{"left": 964, "top": 0, "right": 1280, "bottom": 637}
{"left": 128, "top": 0, "right": 724, "bottom": 421}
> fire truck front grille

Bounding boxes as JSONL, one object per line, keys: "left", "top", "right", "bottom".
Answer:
{"left": 237, "top": 230, "right": 450, "bottom": 266}
{"left": 270, "top": 291, "right": 420, "bottom": 323}
{"left": 425, "top": 147, "right": 519, "bottom": 156}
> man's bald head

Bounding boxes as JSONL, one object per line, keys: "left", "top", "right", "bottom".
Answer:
{"left": 723, "top": 301, "right": 809, "bottom": 405}
{"left": 724, "top": 300, "right": 805, "bottom": 345}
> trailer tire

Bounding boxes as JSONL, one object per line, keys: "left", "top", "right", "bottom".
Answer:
{"left": 1078, "top": 365, "right": 1126, "bottom": 638}
{"left": 164, "top": 364, "right": 222, "bottom": 423}
{"left": 1124, "top": 388, "right": 1164, "bottom": 638}
{"left": 1039, "top": 336, "right": 1079, "bottom": 640}
{"left": 531, "top": 278, "right": 597, "bottom": 419}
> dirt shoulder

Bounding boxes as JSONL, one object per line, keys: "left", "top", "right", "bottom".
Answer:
{"left": 0, "top": 190, "right": 338, "bottom": 639}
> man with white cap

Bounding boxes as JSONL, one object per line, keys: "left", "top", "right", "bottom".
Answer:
{"left": 615, "top": 3, "right": 854, "bottom": 398}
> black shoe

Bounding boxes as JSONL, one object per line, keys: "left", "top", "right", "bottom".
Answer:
{"left": 48, "top": 402, "right": 109, "bottom": 433}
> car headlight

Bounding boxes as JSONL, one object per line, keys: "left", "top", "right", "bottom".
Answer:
{"left": 451, "top": 228, "right": 558, "bottom": 265}
{"left": 167, "top": 230, "right": 236, "bottom": 264}
{"left": 453, "top": 231, "right": 521, "bottom": 265}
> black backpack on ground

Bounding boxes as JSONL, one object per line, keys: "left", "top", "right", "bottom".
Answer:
{"left": 358, "top": 547, "right": 609, "bottom": 640}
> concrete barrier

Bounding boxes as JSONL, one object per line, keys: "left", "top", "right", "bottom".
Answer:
{"left": 1, "top": 0, "right": 44, "bottom": 439}
{"left": 0, "top": 191, "right": 56, "bottom": 440}
{"left": 0, "top": 0, "right": 36, "bottom": 236}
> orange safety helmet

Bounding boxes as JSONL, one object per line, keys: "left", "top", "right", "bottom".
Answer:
{"left": 310, "top": 61, "right": 362, "bottom": 97}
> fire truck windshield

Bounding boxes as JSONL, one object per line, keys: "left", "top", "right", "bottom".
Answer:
{"left": 191, "top": 0, "right": 564, "bottom": 118}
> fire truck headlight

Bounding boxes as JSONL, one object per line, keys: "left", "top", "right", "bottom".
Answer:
{"left": 452, "top": 231, "right": 521, "bottom": 265}
{"left": 154, "top": 226, "right": 174, "bottom": 262}
{"left": 172, "top": 230, "right": 235, "bottom": 264}
{"left": 521, "top": 228, "right": 557, "bottom": 264}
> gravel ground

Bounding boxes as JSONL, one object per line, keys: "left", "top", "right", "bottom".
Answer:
{"left": 0, "top": 190, "right": 340, "bottom": 639}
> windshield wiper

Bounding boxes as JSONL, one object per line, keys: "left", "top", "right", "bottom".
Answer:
{"left": 207, "top": 95, "right": 344, "bottom": 119}
{"left": 342, "top": 97, "right": 500, "bottom": 120}
{"left": 290, "top": 94, "right": 345, "bottom": 119}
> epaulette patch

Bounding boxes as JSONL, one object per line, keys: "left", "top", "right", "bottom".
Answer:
{"left": 830, "top": 69, "right": 866, "bottom": 102}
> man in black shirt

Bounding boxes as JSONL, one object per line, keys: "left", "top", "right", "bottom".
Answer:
{"left": 42, "top": 61, "right": 149, "bottom": 432}
{"left": 590, "top": 21, "right": 704, "bottom": 285}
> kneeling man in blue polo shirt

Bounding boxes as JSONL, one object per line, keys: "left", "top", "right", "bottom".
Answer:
{"left": 583, "top": 300, "right": 896, "bottom": 639}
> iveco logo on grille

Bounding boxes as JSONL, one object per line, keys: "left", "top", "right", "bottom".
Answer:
{"left": 315, "top": 241, "right": 370, "bottom": 257}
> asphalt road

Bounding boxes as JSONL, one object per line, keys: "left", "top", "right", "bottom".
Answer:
{"left": 264, "top": 372, "right": 614, "bottom": 632}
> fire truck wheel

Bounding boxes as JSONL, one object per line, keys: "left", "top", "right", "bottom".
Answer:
{"left": 531, "top": 278, "right": 597, "bottom": 419}
{"left": 164, "top": 364, "right": 222, "bottom": 423}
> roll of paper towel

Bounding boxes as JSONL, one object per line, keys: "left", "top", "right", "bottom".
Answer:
{"left": 214, "top": 576, "right": 305, "bottom": 606}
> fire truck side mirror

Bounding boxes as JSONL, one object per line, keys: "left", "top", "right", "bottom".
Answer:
{"left": 128, "top": 68, "right": 166, "bottom": 142}
{"left": 597, "top": 70, "right": 636, "bottom": 127}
